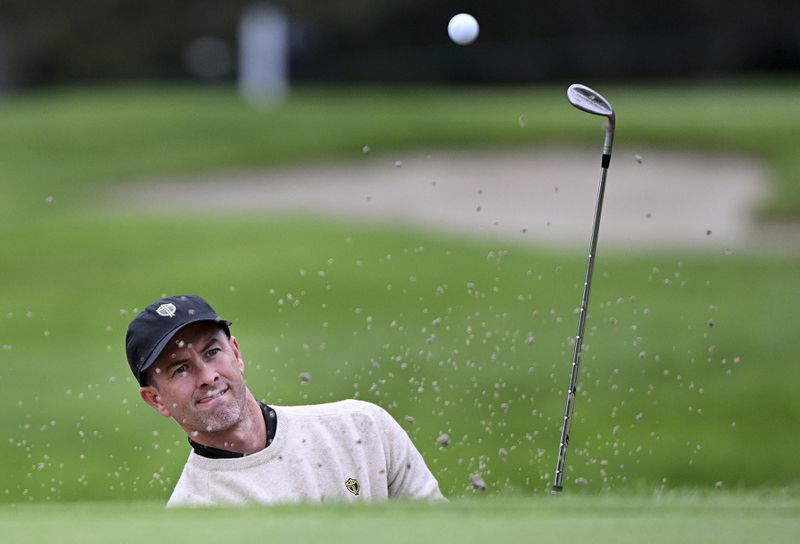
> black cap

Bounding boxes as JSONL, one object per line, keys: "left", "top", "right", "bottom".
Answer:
{"left": 125, "top": 295, "right": 231, "bottom": 385}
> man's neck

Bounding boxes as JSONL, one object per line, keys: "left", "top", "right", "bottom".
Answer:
{"left": 186, "top": 394, "right": 267, "bottom": 455}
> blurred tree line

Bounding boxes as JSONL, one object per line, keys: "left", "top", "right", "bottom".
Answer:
{"left": 0, "top": 0, "right": 797, "bottom": 88}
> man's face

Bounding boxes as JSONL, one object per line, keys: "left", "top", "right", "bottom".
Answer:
{"left": 139, "top": 322, "right": 248, "bottom": 435}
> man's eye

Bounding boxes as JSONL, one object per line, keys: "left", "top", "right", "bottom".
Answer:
{"left": 207, "top": 348, "right": 220, "bottom": 357}
{"left": 172, "top": 364, "right": 188, "bottom": 377}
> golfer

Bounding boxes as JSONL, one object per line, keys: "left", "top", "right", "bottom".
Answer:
{"left": 125, "top": 294, "right": 444, "bottom": 506}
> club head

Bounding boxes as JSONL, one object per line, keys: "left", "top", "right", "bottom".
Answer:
{"left": 567, "top": 83, "right": 616, "bottom": 160}
{"left": 567, "top": 84, "right": 614, "bottom": 119}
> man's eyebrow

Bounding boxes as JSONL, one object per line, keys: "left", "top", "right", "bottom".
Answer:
{"left": 201, "top": 337, "right": 222, "bottom": 351}
{"left": 163, "top": 357, "right": 188, "bottom": 372}
{"left": 157, "top": 336, "right": 222, "bottom": 371}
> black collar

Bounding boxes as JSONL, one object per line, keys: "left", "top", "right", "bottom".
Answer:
{"left": 188, "top": 401, "right": 277, "bottom": 459}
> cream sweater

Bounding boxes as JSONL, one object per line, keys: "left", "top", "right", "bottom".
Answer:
{"left": 167, "top": 399, "right": 444, "bottom": 506}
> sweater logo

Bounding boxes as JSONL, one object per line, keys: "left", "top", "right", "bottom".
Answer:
{"left": 345, "top": 478, "right": 360, "bottom": 496}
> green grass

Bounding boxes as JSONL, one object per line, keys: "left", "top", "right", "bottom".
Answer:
{"left": 1, "top": 215, "right": 798, "bottom": 502}
{"left": 1, "top": 79, "right": 799, "bottom": 218}
{"left": 0, "top": 81, "right": 799, "bottom": 505}
{"left": 2, "top": 494, "right": 799, "bottom": 544}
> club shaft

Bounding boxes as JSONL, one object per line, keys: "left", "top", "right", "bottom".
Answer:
{"left": 552, "top": 162, "right": 609, "bottom": 493}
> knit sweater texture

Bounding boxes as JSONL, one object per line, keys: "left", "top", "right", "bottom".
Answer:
{"left": 167, "top": 399, "right": 444, "bottom": 506}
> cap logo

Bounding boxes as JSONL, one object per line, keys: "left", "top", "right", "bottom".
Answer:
{"left": 156, "top": 303, "right": 177, "bottom": 318}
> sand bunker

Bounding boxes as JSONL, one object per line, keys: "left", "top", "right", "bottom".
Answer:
{"left": 112, "top": 146, "right": 782, "bottom": 251}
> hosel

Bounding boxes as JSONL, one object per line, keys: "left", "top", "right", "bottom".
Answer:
{"left": 602, "top": 114, "right": 616, "bottom": 168}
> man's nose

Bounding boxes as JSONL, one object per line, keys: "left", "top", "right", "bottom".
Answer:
{"left": 195, "top": 359, "right": 220, "bottom": 386}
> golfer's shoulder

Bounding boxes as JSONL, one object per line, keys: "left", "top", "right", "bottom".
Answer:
{"left": 276, "top": 399, "right": 390, "bottom": 422}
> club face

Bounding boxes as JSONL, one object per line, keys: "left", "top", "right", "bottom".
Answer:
{"left": 567, "top": 84, "right": 614, "bottom": 118}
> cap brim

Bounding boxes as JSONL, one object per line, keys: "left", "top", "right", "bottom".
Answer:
{"left": 137, "top": 318, "right": 232, "bottom": 384}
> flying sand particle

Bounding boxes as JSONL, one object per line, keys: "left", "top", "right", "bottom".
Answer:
{"left": 469, "top": 473, "right": 487, "bottom": 491}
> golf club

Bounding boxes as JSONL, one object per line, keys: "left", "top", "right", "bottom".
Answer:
{"left": 552, "top": 84, "right": 616, "bottom": 493}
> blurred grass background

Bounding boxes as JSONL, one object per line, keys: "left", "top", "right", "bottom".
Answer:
{"left": 1, "top": 81, "right": 799, "bottom": 503}
{"left": 3, "top": 493, "right": 800, "bottom": 543}
{"left": 2, "top": 78, "right": 800, "bottom": 217}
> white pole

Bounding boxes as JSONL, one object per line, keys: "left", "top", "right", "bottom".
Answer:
{"left": 238, "top": 3, "right": 289, "bottom": 106}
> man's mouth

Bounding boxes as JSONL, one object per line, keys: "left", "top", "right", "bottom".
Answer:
{"left": 196, "top": 386, "right": 228, "bottom": 405}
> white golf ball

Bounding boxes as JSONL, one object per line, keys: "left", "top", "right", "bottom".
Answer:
{"left": 448, "top": 13, "right": 479, "bottom": 46}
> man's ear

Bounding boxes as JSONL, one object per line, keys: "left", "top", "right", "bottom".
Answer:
{"left": 140, "top": 386, "right": 171, "bottom": 417}
{"left": 230, "top": 336, "right": 244, "bottom": 374}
